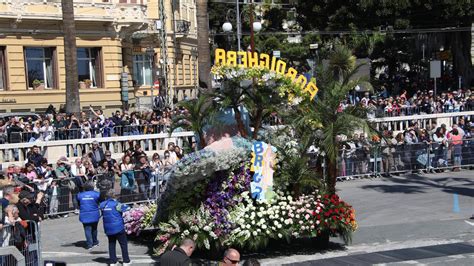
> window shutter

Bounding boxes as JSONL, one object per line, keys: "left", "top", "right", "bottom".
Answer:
{"left": 94, "top": 48, "right": 103, "bottom": 88}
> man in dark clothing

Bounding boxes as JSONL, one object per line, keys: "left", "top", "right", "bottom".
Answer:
{"left": 53, "top": 114, "right": 68, "bottom": 140}
{"left": 26, "top": 146, "right": 44, "bottom": 168}
{"left": 160, "top": 238, "right": 195, "bottom": 266}
{"left": 16, "top": 191, "right": 43, "bottom": 223}
{"left": 90, "top": 140, "right": 105, "bottom": 168}
{"left": 132, "top": 144, "right": 146, "bottom": 164}
{"left": 6, "top": 119, "right": 24, "bottom": 143}
{"left": 104, "top": 151, "right": 118, "bottom": 172}
{"left": 111, "top": 111, "right": 123, "bottom": 136}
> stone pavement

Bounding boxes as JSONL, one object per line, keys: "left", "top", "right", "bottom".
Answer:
{"left": 40, "top": 170, "right": 474, "bottom": 265}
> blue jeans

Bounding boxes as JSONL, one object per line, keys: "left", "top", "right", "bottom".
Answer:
{"left": 108, "top": 230, "right": 130, "bottom": 264}
{"left": 83, "top": 222, "right": 99, "bottom": 249}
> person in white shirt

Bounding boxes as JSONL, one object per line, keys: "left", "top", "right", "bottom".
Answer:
{"left": 360, "top": 93, "right": 370, "bottom": 107}
{"left": 48, "top": 180, "right": 60, "bottom": 218}
{"left": 2, "top": 205, "right": 22, "bottom": 247}
{"left": 39, "top": 120, "right": 54, "bottom": 141}
{"left": 89, "top": 106, "right": 105, "bottom": 125}
{"left": 167, "top": 142, "right": 178, "bottom": 165}
{"left": 70, "top": 158, "right": 86, "bottom": 213}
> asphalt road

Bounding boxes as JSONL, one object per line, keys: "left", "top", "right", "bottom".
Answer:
{"left": 40, "top": 170, "right": 474, "bottom": 265}
{"left": 262, "top": 171, "right": 474, "bottom": 265}
{"left": 41, "top": 213, "right": 155, "bottom": 265}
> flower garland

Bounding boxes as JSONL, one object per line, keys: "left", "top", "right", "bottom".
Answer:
{"left": 211, "top": 65, "right": 309, "bottom": 106}
{"left": 154, "top": 189, "right": 357, "bottom": 255}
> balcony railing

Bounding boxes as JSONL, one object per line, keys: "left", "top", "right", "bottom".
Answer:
{"left": 175, "top": 20, "right": 191, "bottom": 36}
{"left": 0, "top": 0, "right": 148, "bottom": 24}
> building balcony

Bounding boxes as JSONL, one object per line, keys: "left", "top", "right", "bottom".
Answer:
{"left": 174, "top": 19, "right": 190, "bottom": 38}
{"left": 0, "top": 0, "right": 148, "bottom": 24}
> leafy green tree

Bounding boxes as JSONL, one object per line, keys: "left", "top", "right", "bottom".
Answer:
{"left": 291, "top": 46, "right": 371, "bottom": 194}
{"left": 212, "top": 79, "right": 249, "bottom": 138}
{"left": 244, "top": 79, "right": 285, "bottom": 139}
{"left": 170, "top": 95, "right": 215, "bottom": 148}
{"left": 294, "top": 0, "right": 473, "bottom": 86}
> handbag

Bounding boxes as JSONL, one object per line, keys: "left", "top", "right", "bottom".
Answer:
{"left": 416, "top": 153, "right": 428, "bottom": 166}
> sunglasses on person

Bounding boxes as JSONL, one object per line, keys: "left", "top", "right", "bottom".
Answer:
{"left": 225, "top": 257, "right": 240, "bottom": 264}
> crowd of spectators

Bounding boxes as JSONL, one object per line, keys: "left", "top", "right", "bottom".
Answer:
{"left": 0, "top": 141, "right": 184, "bottom": 220}
{"left": 0, "top": 105, "right": 187, "bottom": 144}
{"left": 338, "top": 117, "right": 474, "bottom": 178}
{"left": 339, "top": 88, "right": 474, "bottom": 118}
{"left": 1, "top": 88, "right": 473, "bottom": 144}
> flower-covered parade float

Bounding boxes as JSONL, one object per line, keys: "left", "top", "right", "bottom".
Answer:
{"left": 123, "top": 47, "right": 368, "bottom": 258}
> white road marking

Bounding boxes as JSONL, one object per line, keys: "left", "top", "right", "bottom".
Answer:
{"left": 42, "top": 251, "right": 152, "bottom": 258}
{"left": 464, "top": 220, "right": 474, "bottom": 226}
{"left": 261, "top": 239, "right": 465, "bottom": 265}
{"left": 66, "top": 259, "right": 156, "bottom": 265}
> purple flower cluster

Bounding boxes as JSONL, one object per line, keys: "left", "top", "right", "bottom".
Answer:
{"left": 123, "top": 206, "right": 148, "bottom": 236}
{"left": 204, "top": 164, "right": 252, "bottom": 235}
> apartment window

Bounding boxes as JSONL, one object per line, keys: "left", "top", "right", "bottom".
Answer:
{"left": 0, "top": 47, "right": 6, "bottom": 90}
{"left": 77, "top": 47, "right": 103, "bottom": 88}
{"left": 25, "top": 47, "right": 57, "bottom": 89}
{"left": 133, "top": 54, "right": 153, "bottom": 86}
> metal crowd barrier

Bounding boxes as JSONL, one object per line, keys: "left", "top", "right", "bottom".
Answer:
{"left": 376, "top": 106, "right": 472, "bottom": 118}
{"left": 336, "top": 137, "right": 474, "bottom": 180}
{"left": 0, "top": 220, "right": 41, "bottom": 266}
{"left": 4, "top": 124, "right": 171, "bottom": 144}
{"left": 44, "top": 169, "right": 166, "bottom": 217}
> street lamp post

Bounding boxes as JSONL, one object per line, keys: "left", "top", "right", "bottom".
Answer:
{"left": 221, "top": 1, "right": 261, "bottom": 51}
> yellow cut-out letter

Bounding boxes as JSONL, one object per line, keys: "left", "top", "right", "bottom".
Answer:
{"left": 215, "top": 48, "right": 226, "bottom": 65}
{"left": 275, "top": 60, "right": 287, "bottom": 75}
{"left": 270, "top": 56, "right": 277, "bottom": 71}
{"left": 260, "top": 53, "right": 270, "bottom": 69}
{"left": 285, "top": 67, "right": 298, "bottom": 81}
{"left": 295, "top": 75, "right": 308, "bottom": 88}
{"left": 303, "top": 82, "right": 319, "bottom": 100}
{"left": 226, "top": 51, "right": 237, "bottom": 66}
{"left": 247, "top": 52, "right": 259, "bottom": 68}
{"left": 238, "top": 51, "right": 248, "bottom": 68}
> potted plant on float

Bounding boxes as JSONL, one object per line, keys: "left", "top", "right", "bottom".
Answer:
{"left": 33, "top": 79, "right": 45, "bottom": 90}
{"left": 84, "top": 79, "right": 92, "bottom": 88}
{"left": 79, "top": 81, "right": 86, "bottom": 89}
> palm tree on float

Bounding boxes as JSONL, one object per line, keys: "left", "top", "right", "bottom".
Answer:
{"left": 291, "top": 45, "right": 372, "bottom": 194}
{"left": 62, "top": 0, "right": 80, "bottom": 113}
{"left": 170, "top": 94, "right": 215, "bottom": 148}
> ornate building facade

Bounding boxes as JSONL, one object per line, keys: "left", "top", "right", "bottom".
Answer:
{"left": 0, "top": 0, "right": 198, "bottom": 113}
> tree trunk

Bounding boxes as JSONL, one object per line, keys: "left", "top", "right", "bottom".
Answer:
{"left": 450, "top": 29, "right": 473, "bottom": 87}
{"left": 233, "top": 106, "right": 247, "bottom": 138}
{"left": 198, "top": 131, "right": 207, "bottom": 148}
{"left": 327, "top": 159, "right": 337, "bottom": 194}
{"left": 251, "top": 108, "right": 263, "bottom": 139}
{"left": 196, "top": 0, "right": 212, "bottom": 91}
{"left": 62, "top": 0, "right": 80, "bottom": 114}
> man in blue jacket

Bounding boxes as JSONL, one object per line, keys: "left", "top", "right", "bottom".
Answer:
{"left": 77, "top": 182, "right": 100, "bottom": 250}
{"left": 100, "top": 189, "right": 131, "bottom": 266}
